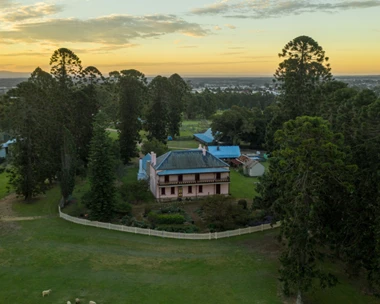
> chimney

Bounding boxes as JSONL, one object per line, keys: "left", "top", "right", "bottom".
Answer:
{"left": 198, "top": 144, "right": 202, "bottom": 150}
{"left": 202, "top": 146, "right": 206, "bottom": 156}
{"left": 151, "top": 151, "right": 156, "bottom": 166}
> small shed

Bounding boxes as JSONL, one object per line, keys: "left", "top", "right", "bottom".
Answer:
{"left": 208, "top": 146, "right": 241, "bottom": 159}
{"left": 243, "top": 160, "right": 265, "bottom": 177}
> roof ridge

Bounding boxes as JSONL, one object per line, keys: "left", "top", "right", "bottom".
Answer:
{"left": 155, "top": 151, "right": 172, "bottom": 170}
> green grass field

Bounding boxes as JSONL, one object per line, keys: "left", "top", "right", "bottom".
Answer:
{"left": 1, "top": 185, "right": 379, "bottom": 304}
{"left": 168, "top": 139, "right": 199, "bottom": 150}
{"left": 0, "top": 171, "right": 11, "bottom": 199}
{"left": 230, "top": 170, "right": 259, "bottom": 200}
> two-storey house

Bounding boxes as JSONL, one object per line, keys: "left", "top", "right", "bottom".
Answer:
{"left": 148, "top": 147, "right": 230, "bottom": 201}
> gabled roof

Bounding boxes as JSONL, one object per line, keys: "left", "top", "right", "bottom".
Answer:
{"left": 237, "top": 155, "right": 251, "bottom": 163}
{"left": 141, "top": 153, "right": 151, "bottom": 171}
{"left": 155, "top": 150, "right": 228, "bottom": 171}
{"left": 193, "top": 128, "right": 215, "bottom": 144}
{"left": 208, "top": 146, "right": 241, "bottom": 159}
{"left": 244, "top": 159, "right": 264, "bottom": 169}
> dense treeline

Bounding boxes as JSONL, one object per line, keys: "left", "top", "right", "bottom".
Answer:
{"left": 254, "top": 36, "right": 380, "bottom": 303}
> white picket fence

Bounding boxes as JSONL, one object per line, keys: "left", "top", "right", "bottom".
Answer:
{"left": 58, "top": 207, "right": 280, "bottom": 240}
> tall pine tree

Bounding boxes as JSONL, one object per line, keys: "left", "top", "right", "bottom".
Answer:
{"left": 87, "top": 112, "right": 116, "bottom": 221}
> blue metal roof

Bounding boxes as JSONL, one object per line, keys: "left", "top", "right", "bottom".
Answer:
{"left": 208, "top": 146, "right": 241, "bottom": 159}
{"left": 193, "top": 128, "right": 214, "bottom": 144}
{"left": 157, "top": 167, "right": 229, "bottom": 176}
{"left": 141, "top": 153, "right": 151, "bottom": 171}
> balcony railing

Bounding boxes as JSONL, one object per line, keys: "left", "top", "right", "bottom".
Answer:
{"left": 158, "top": 177, "right": 230, "bottom": 186}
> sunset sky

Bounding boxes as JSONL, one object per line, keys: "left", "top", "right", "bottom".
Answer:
{"left": 1, "top": 0, "right": 380, "bottom": 77}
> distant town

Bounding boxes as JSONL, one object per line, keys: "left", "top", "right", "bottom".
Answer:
{"left": 1, "top": 75, "right": 379, "bottom": 96}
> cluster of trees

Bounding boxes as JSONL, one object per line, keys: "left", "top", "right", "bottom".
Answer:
{"left": 0, "top": 48, "right": 190, "bottom": 221}
{"left": 184, "top": 89, "right": 275, "bottom": 120}
{"left": 254, "top": 36, "right": 380, "bottom": 303}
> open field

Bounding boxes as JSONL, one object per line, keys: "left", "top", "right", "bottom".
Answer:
{"left": 168, "top": 139, "right": 199, "bottom": 150}
{"left": 179, "top": 120, "right": 210, "bottom": 138}
{"left": 1, "top": 186, "right": 379, "bottom": 304}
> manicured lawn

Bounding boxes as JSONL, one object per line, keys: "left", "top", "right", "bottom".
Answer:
{"left": 168, "top": 139, "right": 199, "bottom": 150}
{"left": 230, "top": 170, "right": 258, "bottom": 200}
{"left": 179, "top": 120, "right": 210, "bottom": 138}
{"left": 2, "top": 185, "right": 379, "bottom": 304}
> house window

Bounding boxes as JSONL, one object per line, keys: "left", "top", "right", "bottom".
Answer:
{"left": 171, "top": 187, "right": 175, "bottom": 195}
{"left": 216, "top": 173, "right": 221, "bottom": 180}
{"left": 161, "top": 188, "right": 166, "bottom": 195}
{"left": 188, "top": 186, "right": 192, "bottom": 194}
{"left": 178, "top": 175, "right": 183, "bottom": 182}
{"left": 199, "top": 185, "right": 203, "bottom": 193}
{"left": 195, "top": 173, "right": 200, "bottom": 181}
{"left": 165, "top": 175, "right": 169, "bottom": 183}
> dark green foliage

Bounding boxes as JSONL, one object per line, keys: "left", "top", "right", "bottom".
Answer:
{"left": 50, "top": 48, "right": 82, "bottom": 87}
{"left": 258, "top": 116, "right": 356, "bottom": 300}
{"left": 168, "top": 74, "right": 189, "bottom": 138}
{"left": 274, "top": 35, "right": 332, "bottom": 118}
{"left": 141, "top": 138, "right": 168, "bottom": 156}
{"left": 119, "top": 180, "right": 153, "bottom": 204}
{"left": 238, "top": 199, "right": 248, "bottom": 210}
{"left": 145, "top": 76, "right": 171, "bottom": 143}
{"left": 118, "top": 70, "right": 147, "bottom": 163}
{"left": 4, "top": 79, "right": 54, "bottom": 200}
{"left": 202, "top": 195, "right": 249, "bottom": 231}
{"left": 114, "top": 201, "right": 132, "bottom": 215}
{"left": 59, "top": 127, "right": 76, "bottom": 207}
{"left": 148, "top": 212, "right": 186, "bottom": 225}
{"left": 86, "top": 112, "right": 116, "bottom": 221}
{"left": 266, "top": 36, "right": 333, "bottom": 151}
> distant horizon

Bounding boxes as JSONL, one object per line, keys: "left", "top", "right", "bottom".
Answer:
{"left": 1, "top": 1, "right": 380, "bottom": 76}
{"left": 1, "top": 73, "right": 380, "bottom": 80}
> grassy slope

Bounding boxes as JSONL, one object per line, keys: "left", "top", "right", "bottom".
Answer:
{"left": 0, "top": 171, "right": 11, "bottom": 199}
{"left": 230, "top": 170, "right": 258, "bottom": 200}
{"left": 1, "top": 186, "right": 379, "bottom": 304}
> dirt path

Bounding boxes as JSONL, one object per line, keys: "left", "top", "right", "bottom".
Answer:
{"left": 0, "top": 193, "right": 17, "bottom": 218}
{"left": 0, "top": 193, "right": 49, "bottom": 222}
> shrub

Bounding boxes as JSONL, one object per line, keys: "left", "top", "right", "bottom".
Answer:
{"left": 115, "top": 201, "right": 132, "bottom": 215}
{"left": 141, "top": 138, "right": 168, "bottom": 156}
{"left": 238, "top": 199, "right": 248, "bottom": 210}
{"left": 202, "top": 195, "right": 250, "bottom": 231}
{"left": 119, "top": 180, "right": 153, "bottom": 204}
{"left": 148, "top": 212, "right": 185, "bottom": 225}
{"left": 143, "top": 205, "right": 152, "bottom": 217}
{"left": 120, "top": 215, "right": 149, "bottom": 228}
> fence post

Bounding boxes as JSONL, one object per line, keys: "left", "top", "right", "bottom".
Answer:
{"left": 215, "top": 232, "right": 217, "bottom": 240}
{"left": 261, "top": 224, "right": 264, "bottom": 232}
{"left": 209, "top": 232, "right": 211, "bottom": 240}
{"left": 135, "top": 227, "right": 137, "bottom": 234}
{"left": 149, "top": 228, "right": 151, "bottom": 236}
{"left": 239, "top": 228, "right": 241, "bottom": 236}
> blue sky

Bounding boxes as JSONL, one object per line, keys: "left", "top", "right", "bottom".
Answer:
{"left": 0, "top": 0, "right": 379, "bottom": 76}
